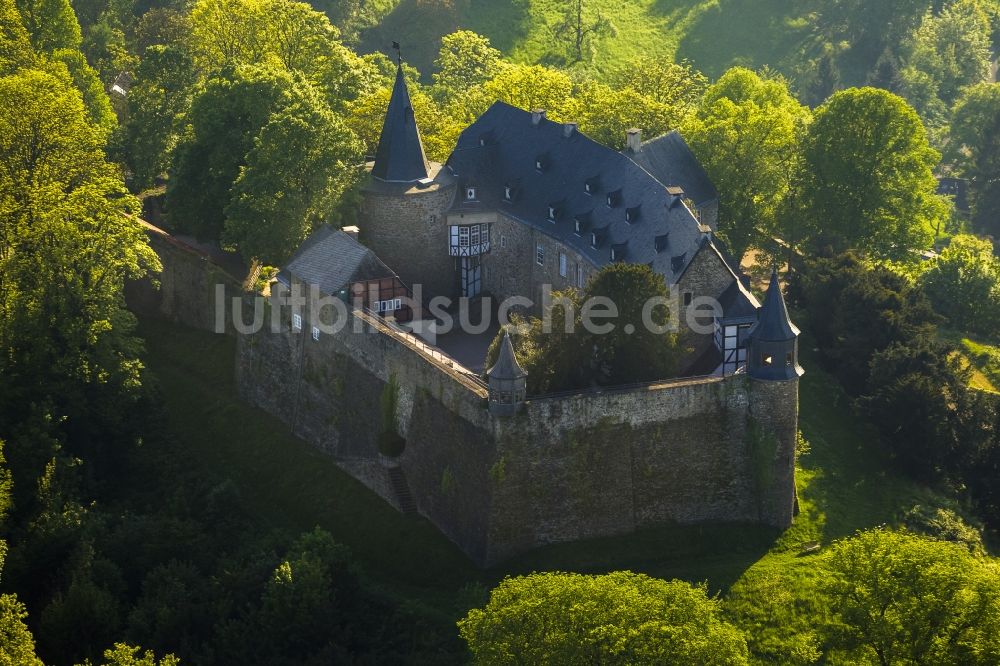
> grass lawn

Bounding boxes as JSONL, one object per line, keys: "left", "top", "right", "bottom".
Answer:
{"left": 359, "top": 0, "right": 832, "bottom": 84}
{"left": 939, "top": 327, "right": 1000, "bottom": 393}
{"left": 138, "top": 316, "right": 960, "bottom": 634}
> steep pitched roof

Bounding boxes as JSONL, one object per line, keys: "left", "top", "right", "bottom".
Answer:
{"left": 371, "top": 65, "right": 429, "bottom": 182}
{"left": 281, "top": 226, "right": 396, "bottom": 295}
{"left": 446, "top": 102, "right": 709, "bottom": 282}
{"left": 625, "top": 130, "right": 718, "bottom": 206}
{"left": 750, "top": 269, "right": 799, "bottom": 341}
{"left": 488, "top": 330, "right": 527, "bottom": 380}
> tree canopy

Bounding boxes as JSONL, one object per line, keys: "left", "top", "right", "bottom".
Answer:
{"left": 797, "top": 87, "right": 946, "bottom": 260}
{"left": 459, "top": 572, "right": 749, "bottom": 665}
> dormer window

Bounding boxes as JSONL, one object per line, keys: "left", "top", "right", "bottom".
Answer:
{"left": 504, "top": 185, "right": 512, "bottom": 201}
{"left": 590, "top": 232, "right": 599, "bottom": 248}
{"left": 655, "top": 234, "right": 669, "bottom": 253}
{"left": 547, "top": 205, "right": 558, "bottom": 222}
{"left": 606, "top": 189, "right": 621, "bottom": 207}
{"left": 610, "top": 247, "right": 618, "bottom": 261}
{"left": 535, "top": 155, "right": 547, "bottom": 171}
{"left": 625, "top": 206, "right": 640, "bottom": 223}
{"left": 585, "top": 182, "right": 592, "bottom": 193}
{"left": 574, "top": 219, "right": 582, "bottom": 235}
{"left": 611, "top": 242, "right": 627, "bottom": 262}
{"left": 466, "top": 187, "right": 477, "bottom": 200}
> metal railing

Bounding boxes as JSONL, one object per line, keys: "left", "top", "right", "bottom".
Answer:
{"left": 353, "top": 308, "right": 489, "bottom": 395}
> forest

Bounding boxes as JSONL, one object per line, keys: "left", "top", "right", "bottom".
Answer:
{"left": 4, "top": 0, "right": 1000, "bottom": 663}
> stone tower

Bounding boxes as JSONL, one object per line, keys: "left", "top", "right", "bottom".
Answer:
{"left": 746, "top": 269, "right": 803, "bottom": 528}
{"left": 360, "top": 60, "right": 456, "bottom": 301}
{"left": 487, "top": 331, "right": 527, "bottom": 416}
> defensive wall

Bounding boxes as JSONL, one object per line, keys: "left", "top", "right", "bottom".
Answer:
{"left": 134, "top": 229, "right": 797, "bottom": 567}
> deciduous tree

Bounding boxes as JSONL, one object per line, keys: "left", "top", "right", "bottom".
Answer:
{"left": 797, "top": 87, "right": 946, "bottom": 260}
{"left": 459, "top": 572, "right": 749, "bottom": 665}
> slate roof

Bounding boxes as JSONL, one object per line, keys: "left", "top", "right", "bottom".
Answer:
{"left": 749, "top": 269, "right": 799, "bottom": 341}
{"left": 371, "top": 65, "right": 429, "bottom": 182}
{"left": 718, "top": 280, "right": 759, "bottom": 322}
{"left": 625, "top": 130, "right": 718, "bottom": 206}
{"left": 446, "top": 102, "right": 709, "bottom": 283}
{"left": 488, "top": 330, "right": 527, "bottom": 380}
{"left": 279, "top": 226, "right": 396, "bottom": 295}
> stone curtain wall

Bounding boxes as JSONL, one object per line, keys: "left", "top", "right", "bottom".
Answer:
{"left": 125, "top": 228, "right": 244, "bottom": 335}
{"left": 484, "top": 375, "right": 791, "bottom": 564}
{"left": 236, "top": 300, "right": 499, "bottom": 561}
{"left": 237, "top": 303, "right": 796, "bottom": 566}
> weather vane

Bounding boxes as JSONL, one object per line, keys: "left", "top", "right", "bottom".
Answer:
{"left": 392, "top": 41, "right": 401, "bottom": 66}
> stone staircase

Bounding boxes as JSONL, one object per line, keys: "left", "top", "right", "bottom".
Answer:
{"left": 387, "top": 466, "right": 416, "bottom": 515}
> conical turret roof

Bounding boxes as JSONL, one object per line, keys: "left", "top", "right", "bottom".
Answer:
{"left": 488, "top": 330, "right": 527, "bottom": 380}
{"left": 371, "top": 64, "right": 430, "bottom": 182}
{"left": 750, "top": 269, "right": 799, "bottom": 342}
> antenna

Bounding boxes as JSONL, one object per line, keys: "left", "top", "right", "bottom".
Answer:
{"left": 391, "top": 41, "right": 401, "bottom": 66}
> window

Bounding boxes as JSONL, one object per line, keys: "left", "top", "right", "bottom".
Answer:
{"left": 500, "top": 235, "right": 507, "bottom": 248}
{"left": 577, "top": 264, "right": 584, "bottom": 288}
{"left": 625, "top": 209, "right": 632, "bottom": 223}
{"left": 311, "top": 326, "right": 320, "bottom": 341}
{"left": 504, "top": 186, "right": 512, "bottom": 201}
{"left": 466, "top": 187, "right": 476, "bottom": 200}
{"left": 470, "top": 224, "right": 480, "bottom": 245}
{"left": 376, "top": 298, "right": 401, "bottom": 313}
{"left": 683, "top": 292, "right": 692, "bottom": 306}
{"left": 459, "top": 226, "right": 470, "bottom": 247}
{"left": 559, "top": 253, "right": 567, "bottom": 277}
{"left": 292, "top": 313, "right": 302, "bottom": 330}
{"left": 585, "top": 182, "right": 592, "bottom": 194}
{"left": 548, "top": 206, "right": 557, "bottom": 222}
{"left": 762, "top": 354, "right": 773, "bottom": 366}
{"left": 536, "top": 244, "right": 545, "bottom": 266}
{"left": 535, "top": 158, "right": 544, "bottom": 171}
{"left": 786, "top": 351, "right": 794, "bottom": 366}
{"left": 574, "top": 219, "right": 582, "bottom": 235}
{"left": 590, "top": 232, "right": 598, "bottom": 248}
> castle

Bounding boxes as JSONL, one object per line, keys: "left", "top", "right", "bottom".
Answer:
{"left": 230, "top": 61, "right": 803, "bottom": 566}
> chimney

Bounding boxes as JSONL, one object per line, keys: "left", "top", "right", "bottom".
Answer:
{"left": 626, "top": 128, "right": 642, "bottom": 154}
{"left": 562, "top": 121, "right": 578, "bottom": 138}
{"left": 531, "top": 109, "right": 546, "bottom": 126}
{"left": 342, "top": 225, "right": 360, "bottom": 240}
{"left": 666, "top": 185, "right": 685, "bottom": 208}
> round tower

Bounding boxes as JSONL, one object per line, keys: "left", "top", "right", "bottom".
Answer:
{"left": 487, "top": 330, "right": 527, "bottom": 416}
{"left": 746, "top": 269, "right": 803, "bottom": 528}
{"left": 359, "top": 60, "right": 456, "bottom": 301}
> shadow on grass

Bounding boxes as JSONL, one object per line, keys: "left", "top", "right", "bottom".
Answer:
{"left": 358, "top": 0, "right": 531, "bottom": 80}
{"left": 669, "top": 0, "right": 816, "bottom": 79}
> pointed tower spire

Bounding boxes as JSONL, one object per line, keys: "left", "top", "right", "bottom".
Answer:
{"left": 488, "top": 330, "right": 527, "bottom": 416}
{"left": 755, "top": 268, "right": 799, "bottom": 342}
{"left": 371, "top": 60, "right": 430, "bottom": 183}
{"left": 747, "top": 269, "right": 803, "bottom": 380}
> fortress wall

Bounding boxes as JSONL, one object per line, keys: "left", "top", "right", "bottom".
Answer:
{"left": 236, "top": 300, "right": 498, "bottom": 562}
{"left": 126, "top": 229, "right": 244, "bottom": 335}
{"left": 485, "top": 375, "right": 763, "bottom": 564}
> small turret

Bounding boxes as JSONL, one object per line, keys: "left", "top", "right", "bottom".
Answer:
{"left": 747, "top": 269, "right": 803, "bottom": 381}
{"left": 487, "top": 330, "right": 527, "bottom": 416}
{"left": 371, "top": 63, "right": 430, "bottom": 183}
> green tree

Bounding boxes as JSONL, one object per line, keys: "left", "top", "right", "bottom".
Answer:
{"left": 921, "top": 234, "right": 1000, "bottom": 335}
{"left": 797, "top": 87, "right": 946, "bottom": 260}
{"left": 51, "top": 47, "right": 116, "bottom": 135}
{"left": 167, "top": 65, "right": 295, "bottom": 239}
{"left": 820, "top": 0, "right": 932, "bottom": 60}
{"left": 867, "top": 48, "right": 904, "bottom": 94}
{"left": 824, "top": 528, "right": 1000, "bottom": 665}
{"left": 0, "top": 594, "right": 43, "bottom": 665}
{"left": 0, "top": 0, "right": 33, "bottom": 74}
{"left": 117, "top": 44, "right": 197, "bottom": 191}
{"left": 609, "top": 57, "right": 707, "bottom": 113}
{"left": 459, "top": 63, "right": 575, "bottom": 125}
{"left": 99, "top": 644, "right": 179, "bottom": 666}
{"left": 553, "top": 0, "right": 615, "bottom": 63}
{"left": 459, "top": 572, "right": 749, "bottom": 665}
{"left": 904, "top": 1, "right": 993, "bottom": 108}
{"left": 806, "top": 50, "right": 841, "bottom": 107}
{"left": 223, "top": 87, "right": 361, "bottom": 264}
{"left": 14, "top": 0, "right": 81, "bottom": 53}
{"left": 484, "top": 263, "right": 680, "bottom": 391}
{"left": 683, "top": 67, "right": 810, "bottom": 258}
{"left": 0, "top": 68, "right": 159, "bottom": 405}
{"left": 431, "top": 30, "right": 503, "bottom": 101}
{"left": 948, "top": 82, "right": 1000, "bottom": 171}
